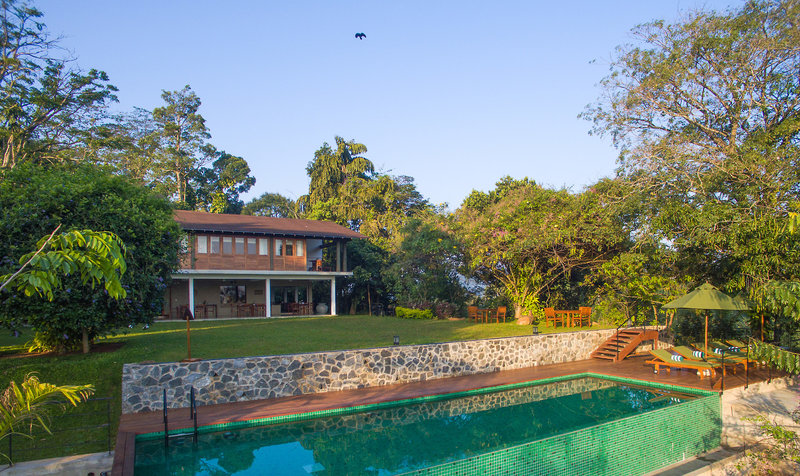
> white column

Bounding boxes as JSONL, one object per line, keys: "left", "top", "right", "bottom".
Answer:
{"left": 330, "top": 278, "right": 337, "bottom": 316}
{"left": 294, "top": 287, "right": 298, "bottom": 303}
{"left": 307, "top": 283, "right": 313, "bottom": 304}
{"left": 188, "top": 277, "right": 195, "bottom": 318}
{"left": 265, "top": 278, "right": 271, "bottom": 318}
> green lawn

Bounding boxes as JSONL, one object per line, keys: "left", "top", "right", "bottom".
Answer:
{"left": 0, "top": 315, "right": 610, "bottom": 462}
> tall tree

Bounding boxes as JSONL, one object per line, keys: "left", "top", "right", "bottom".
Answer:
{"left": 583, "top": 0, "right": 800, "bottom": 292}
{"left": 83, "top": 108, "right": 162, "bottom": 187}
{"left": 386, "top": 218, "right": 468, "bottom": 307}
{"left": 151, "top": 85, "right": 213, "bottom": 204}
{"left": 0, "top": 0, "right": 117, "bottom": 168}
{"left": 242, "top": 192, "right": 301, "bottom": 218}
{"left": 302, "top": 136, "right": 374, "bottom": 209}
{"left": 457, "top": 177, "right": 627, "bottom": 321}
{"left": 191, "top": 151, "right": 256, "bottom": 213}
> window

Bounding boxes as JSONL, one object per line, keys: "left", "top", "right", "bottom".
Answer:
{"left": 196, "top": 235, "right": 208, "bottom": 254}
{"left": 259, "top": 238, "right": 269, "bottom": 255}
{"left": 247, "top": 238, "right": 257, "bottom": 255}
{"left": 275, "top": 239, "right": 283, "bottom": 256}
{"left": 223, "top": 237, "right": 232, "bottom": 254}
{"left": 285, "top": 240, "right": 294, "bottom": 256}
{"left": 296, "top": 240, "right": 304, "bottom": 257}
{"left": 210, "top": 236, "right": 220, "bottom": 254}
{"left": 235, "top": 237, "right": 244, "bottom": 254}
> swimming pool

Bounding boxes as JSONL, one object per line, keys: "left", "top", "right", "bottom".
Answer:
{"left": 134, "top": 374, "right": 720, "bottom": 475}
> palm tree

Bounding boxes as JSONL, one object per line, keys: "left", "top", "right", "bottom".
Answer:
{"left": 304, "top": 136, "right": 374, "bottom": 207}
{"left": 0, "top": 374, "right": 94, "bottom": 463}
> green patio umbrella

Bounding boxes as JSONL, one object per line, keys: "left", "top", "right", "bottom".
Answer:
{"left": 662, "top": 283, "right": 751, "bottom": 353}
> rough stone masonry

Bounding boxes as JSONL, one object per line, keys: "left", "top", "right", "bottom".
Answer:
{"left": 122, "top": 329, "right": 623, "bottom": 413}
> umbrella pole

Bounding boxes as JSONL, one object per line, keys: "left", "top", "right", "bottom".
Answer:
{"left": 705, "top": 312, "right": 709, "bottom": 356}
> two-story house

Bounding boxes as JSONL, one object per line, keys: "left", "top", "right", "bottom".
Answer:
{"left": 164, "top": 210, "right": 365, "bottom": 319}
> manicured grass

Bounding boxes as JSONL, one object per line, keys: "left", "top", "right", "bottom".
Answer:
{"left": 0, "top": 315, "right": 611, "bottom": 461}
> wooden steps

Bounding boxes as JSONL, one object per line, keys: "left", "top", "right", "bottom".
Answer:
{"left": 591, "top": 329, "right": 660, "bottom": 362}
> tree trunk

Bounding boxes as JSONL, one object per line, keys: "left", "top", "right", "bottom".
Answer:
{"left": 82, "top": 328, "right": 90, "bottom": 354}
{"left": 514, "top": 303, "right": 530, "bottom": 325}
{"left": 367, "top": 284, "right": 372, "bottom": 316}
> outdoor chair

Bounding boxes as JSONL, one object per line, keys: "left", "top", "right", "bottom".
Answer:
{"left": 496, "top": 306, "right": 507, "bottom": 323}
{"left": 725, "top": 339, "right": 750, "bottom": 349}
{"left": 698, "top": 342, "right": 752, "bottom": 371}
{"left": 544, "top": 307, "right": 562, "bottom": 326}
{"left": 646, "top": 349, "right": 721, "bottom": 379}
{"left": 672, "top": 345, "right": 737, "bottom": 375}
{"left": 575, "top": 307, "right": 592, "bottom": 327}
{"left": 467, "top": 306, "right": 478, "bottom": 322}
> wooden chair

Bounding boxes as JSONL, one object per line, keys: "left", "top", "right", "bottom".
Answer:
{"left": 467, "top": 306, "right": 478, "bottom": 322}
{"left": 194, "top": 305, "right": 206, "bottom": 319}
{"left": 544, "top": 307, "right": 561, "bottom": 326}
{"left": 237, "top": 303, "right": 253, "bottom": 317}
{"left": 496, "top": 306, "right": 507, "bottom": 323}
{"left": 575, "top": 307, "right": 592, "bottom": 327}
{"left": 205, "top": 304, "right": 217, "bottom": 319}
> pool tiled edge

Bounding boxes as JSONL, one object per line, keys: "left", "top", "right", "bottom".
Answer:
{"left": 132, "top": 373, "right": 720, "bottom": 476}
{"left": 401, "top": 382, "right": 720, "bottom": 475}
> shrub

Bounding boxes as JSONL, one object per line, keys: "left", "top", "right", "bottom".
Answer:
{"left": 432, "top": 301, "right": 458, "bottom": 319}
{"left": 0, "top": 164, "right": 182, "bottom": 351}
{"left": 395, "top": 306, "right": 435, "bottom": 320}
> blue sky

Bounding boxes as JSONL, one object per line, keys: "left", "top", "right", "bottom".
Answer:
{"left": 39, "top": 0, "right": 742, "bottom": 209}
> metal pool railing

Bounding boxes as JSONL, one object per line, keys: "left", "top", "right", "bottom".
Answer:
{"left": 162, "top": 387, "right": 198, "bottom": 447}
{"left": 3, "top": 397, "right": 112, "bottom": 466}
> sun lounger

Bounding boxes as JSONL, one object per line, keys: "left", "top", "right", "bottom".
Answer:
{"left": 646, "top": 349, "right": 720, "bottom": 379}
{"left": 673, "top": 345, "right": 738, "bottom": 375}
{"left": 725, "top": 339, "right": 750, "bottom": 349}
{"left": 705, "top": 341, "right": 753, "bottom": 371}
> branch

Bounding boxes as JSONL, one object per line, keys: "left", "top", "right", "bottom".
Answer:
{"left": 0, "top": 224, "right": 61, "bottom": 294}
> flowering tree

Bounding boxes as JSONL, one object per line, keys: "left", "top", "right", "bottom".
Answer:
{"left": 457, "top": 177, "right": 627, "bottom": 322}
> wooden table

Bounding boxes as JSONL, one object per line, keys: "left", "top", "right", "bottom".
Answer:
{"left": 554, "top": 310, "right": 579, "bottom": 327}
{"left": 477, "top": 308, "right": 490, "bottom": 323}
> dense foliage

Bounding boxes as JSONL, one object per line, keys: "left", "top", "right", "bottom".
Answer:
{"left": 1, "top": 0, "right": 799, "bottom": 347}
{"left": 456, "top": 177, "right": 627, "bottom": 321}
{"left": 0, "top": 1, "right": 117, "bottom": 168}
{"left": 0, "top": 227, "right": 127, "bottom": 302}
{"left": 0, "top": 164, "right": 181, "bottom": 351}
{"left": 394, "top": 307, "right": 435, "bottom": 320}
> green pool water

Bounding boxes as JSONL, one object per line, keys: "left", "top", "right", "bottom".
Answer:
{"left": 133, "top": 376, "right": 709, "bottom": 475}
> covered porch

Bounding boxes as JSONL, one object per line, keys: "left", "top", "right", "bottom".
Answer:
{"left": 163, "top": 270, "right": 351, "bottom": 319}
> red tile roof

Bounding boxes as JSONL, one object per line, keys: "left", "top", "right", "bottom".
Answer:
{"left": 173, "top": 210, "right": 366, "bottom": 240}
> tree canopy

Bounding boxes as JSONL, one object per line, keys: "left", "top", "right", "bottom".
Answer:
{"left": 0, "top": 0, "right": 117, "bottom": 168}
{"left": 583, "top": 0, "right": 800, "bottom": 292}
{"left": 456, "top": 177, "right": 628, "bottom": 321}
{"left": 0, "top": 164, "right": 182, "bottom": 352}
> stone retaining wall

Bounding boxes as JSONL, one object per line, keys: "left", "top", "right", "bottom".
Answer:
{"left": 123, "top": 328, "right": 633, "bottom": 414}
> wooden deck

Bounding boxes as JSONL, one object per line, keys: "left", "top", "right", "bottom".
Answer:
{"left": 113, "top": 353, "right": 779, "bottom": 475}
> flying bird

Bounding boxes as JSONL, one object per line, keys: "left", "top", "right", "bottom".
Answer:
{"left": 355, "top": 32, "right": 366, "bottom": 40}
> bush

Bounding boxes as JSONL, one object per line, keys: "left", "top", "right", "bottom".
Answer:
{"left": 0, "top": 164, "right": 182, "bottom": 351}
{"left": 432, "top": 301, "right": 458, "bottom": 319}
{"left": 395, "top": 306, "right": 435, "bottom": 320}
